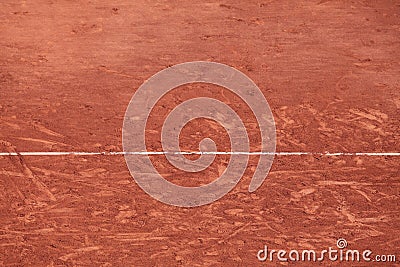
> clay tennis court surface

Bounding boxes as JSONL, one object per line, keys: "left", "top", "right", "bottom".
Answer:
{"left": 1, "top": 0, "right": 399, "bottom": 266}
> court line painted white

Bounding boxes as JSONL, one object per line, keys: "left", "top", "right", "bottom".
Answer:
{"left": 0, "top": 151, "right": 399, "bottom": 156}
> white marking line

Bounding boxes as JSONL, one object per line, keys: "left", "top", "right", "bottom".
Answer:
{"left": 0, "top": 152, "right": 399, "bottom": 156}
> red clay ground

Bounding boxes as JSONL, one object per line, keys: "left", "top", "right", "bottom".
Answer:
{"left": 1, "top": 0, "right": 399, "bottom": 266}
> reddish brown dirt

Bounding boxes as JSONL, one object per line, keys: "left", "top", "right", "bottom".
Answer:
{"left": 1, "top": 0, "right": 400, "bottom": 266}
